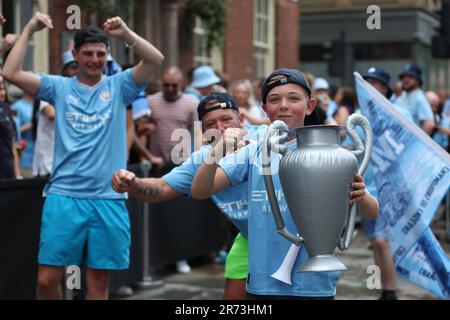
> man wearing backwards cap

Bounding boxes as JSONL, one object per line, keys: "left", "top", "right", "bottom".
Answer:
{"left": 191, "top": 68, "right": 378, "bottom": 299}
{"left": 3, "top": 12, "right": 164, "bottom": 299}
{"left": 394, "top": 64, "right": 434, "bottom": 135}
{"left": 112, "top": 92, "right": 267, "bottom": 299}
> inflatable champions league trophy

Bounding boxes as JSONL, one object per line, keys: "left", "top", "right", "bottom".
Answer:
{"left": 263, "top": 113, "right": 373, "bottom": 273}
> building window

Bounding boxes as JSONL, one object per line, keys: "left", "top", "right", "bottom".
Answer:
{"left": 353, "top": 42, "right": 412, "bottom": 60}
{"left": 254, "top": 0, "right": 275, "bottom": 78}
{"left": 193, "top": 16, "right": 213, "bottom": 67}
{"left": 301, "top": 42, "right": 413, "bottom": 62}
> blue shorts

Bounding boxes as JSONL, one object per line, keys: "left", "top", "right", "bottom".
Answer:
{"left": 361, "top": 214, "right": 388, "bottom": 241}
{"left": 38, "top": 194, "right": 131, "bottom": 270}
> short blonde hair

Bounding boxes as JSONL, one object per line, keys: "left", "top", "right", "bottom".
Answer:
{"left": 230, "top": 80, "right": 256, "bottom": 108}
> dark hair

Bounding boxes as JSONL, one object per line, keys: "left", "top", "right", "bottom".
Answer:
{"left": 186, "top": 67, "right": 196, "bottom": 83}
{"left": 121, "top": 63, "right": 134, "bottom": 71}
{"left": 61, "top": 61, "right": 78, "bottom": 77}
{"left": 215, "top": 70, "right": 230, "bottom": 91}
{"left": 32, "top": 99, "right": 40, "bottom": 142}
{"left": 337, "top": 87, "right": 357, "bottom": 108}
{"left": 74, "top": 26, "right": 109, "bottom": 50}
{"left": 328, "top": 84, "right": 338, "bottom": 99}
{"left": 0, "top": 77, "right": 9, "bottom": 104}
{"left": 197, "top": 92, "right": 239, "bottom": 120}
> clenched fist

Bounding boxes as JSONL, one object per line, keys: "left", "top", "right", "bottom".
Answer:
{"left": 26, "top": 12, "right": 53, "bottom": 34}
{"left": 103, "top": 17, "right": 132, "bottom": 40}
{"left": 213, "top": 128, "right": 249, "bottom": 159}
{"left": 111, "top": 169, "right": 136, "bottom": 193}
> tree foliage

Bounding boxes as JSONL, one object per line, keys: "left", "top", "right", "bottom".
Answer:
{"left": 183, "top": 0, "right": 228, "bottom": 52}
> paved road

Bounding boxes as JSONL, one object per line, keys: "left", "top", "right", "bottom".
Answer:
{"left": 115, "top": 222, "right": 449, "bottom": 300}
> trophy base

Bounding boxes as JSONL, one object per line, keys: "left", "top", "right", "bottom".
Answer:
{"left": 298, "top": 255, "right": 347, "bottom": 272}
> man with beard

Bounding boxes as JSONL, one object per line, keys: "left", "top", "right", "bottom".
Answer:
{"left": 112, "top": 92, "right": 265, "bottom": 298}
{"left": 394, "top": 64, "right": 434, "bottom": 135}
{"left": 147, "top": 66, "right": 198, "bottom": 172}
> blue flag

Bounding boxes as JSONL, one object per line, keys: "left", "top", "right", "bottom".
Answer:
{"left": 354, "top": 72, "right": 450, "bottom": 299}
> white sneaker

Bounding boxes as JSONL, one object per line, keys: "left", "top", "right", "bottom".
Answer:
{"left": 176, "top": 260, "right": 191, "bottom": 274}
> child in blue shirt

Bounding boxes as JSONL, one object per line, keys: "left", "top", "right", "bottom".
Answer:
{"left": 191, "top": 68, "right": 379, "bottom": 299}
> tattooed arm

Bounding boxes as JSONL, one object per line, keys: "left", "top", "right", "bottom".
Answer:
{"left": 111, "top": 169, "right": 181, "bottom": 203}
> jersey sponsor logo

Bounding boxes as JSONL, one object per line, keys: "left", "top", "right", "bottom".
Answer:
{"left": 251, "top": 189, "right": 285, "bottom": 202}
{"left": 65, "top": 111, "right": 112, "bottom": 130}
{"left": 216, "top": 200, "right": 248, "bottom": 217}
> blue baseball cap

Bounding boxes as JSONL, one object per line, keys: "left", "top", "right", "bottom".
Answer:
{"left": 62, "top": 50, "right": 75, "bottom": 66}
{"left": 399, "top": 64, "right": 423, "bottom": 86}
{"left": 363, "top": 67, "right": 393, "bottom": 98}
{"left": 261, "top": 68, "right": 311, "bottom": 104}
{"left": 197, "top": 92, "right": 239, "bottom": 120}
{"left": 191, "top": 66, "right": 220, "bottom": 88}
{"left": 61, "top": 50, "right": 78, "bottom": 75}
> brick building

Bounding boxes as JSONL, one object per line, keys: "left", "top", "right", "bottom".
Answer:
{"left": 0, "top": 0, "right": 301, "bottom": 84}
{"left": 299, "top": 0, "right": 450, "bottom": 90}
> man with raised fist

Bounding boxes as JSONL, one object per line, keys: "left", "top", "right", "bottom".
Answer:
{"left": 2, "top": 12, "right": 164, "bottom": 300}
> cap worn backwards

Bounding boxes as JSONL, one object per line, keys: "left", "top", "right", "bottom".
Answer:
{"left": 261, "top": 68, "right": 312, "bottom": 104}
{"left": 197, "top": 92, "right": 239, "bottom": 120}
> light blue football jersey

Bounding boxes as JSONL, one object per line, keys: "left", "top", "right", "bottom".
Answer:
{"left": 37, "top": 68, "right": 145, "bottom": 199}
{"left": 395, "top": 89, "right": 433, "bottom": 128}
{"left": 11, "top": 98, "right": 34, "bottom": 169}
{"left": 162, "top": 125, "right": 267, "bottom": 238}
{"left": 220, "top": 140, "right": 340, "bottom": 297}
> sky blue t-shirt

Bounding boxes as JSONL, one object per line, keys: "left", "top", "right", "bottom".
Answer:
{"left": 326, "top": 100, "right": 338, "bottom": 121}
{"left": 11, "top": 98, "right": 34, "bottom": 169}
{"left": 394, "top": 89, "right": 433, "bottom": 128}
{"left": 37, "top": 68, "right": 144, "bottom": 199}
{"left": 162, "top": 125, "right": 266, "bottom": 239}
{"left": 442, "top": 98, "right": 450, "bottom": 117}
{"left": 219, "top": 139, "right": 340, "bottom": 297}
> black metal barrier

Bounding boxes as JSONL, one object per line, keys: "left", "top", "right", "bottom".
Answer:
{"left": 0, "top": 164, "right": 226, "bottom": 299}
{"left": 0, "top": 177, "right": 46, "bottom": 300}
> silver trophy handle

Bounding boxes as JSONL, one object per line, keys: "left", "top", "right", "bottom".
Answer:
{"left": 338, "top": 114, "right": 373, "bottom": 251}
{"left": 263, "top": 121, "right": 304, "bottom": 246}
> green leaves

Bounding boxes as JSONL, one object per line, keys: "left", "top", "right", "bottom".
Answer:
{"left": 183, "top": 0, "right": 228, "bottom": 52}
{"left": 79, "top": 0, "right": 130, "bottom": 21}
